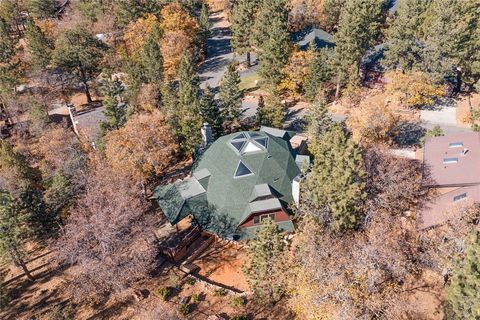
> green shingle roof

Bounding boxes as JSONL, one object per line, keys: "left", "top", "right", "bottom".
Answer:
{"left": 154, "top": 130, "right": 301, "bottom": 238}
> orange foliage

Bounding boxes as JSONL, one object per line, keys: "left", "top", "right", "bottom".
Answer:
{"left": 160, "top": 3, "right": 199, "bottom": 78}
{"left": 104, "top": 111, "right": 179, "bottom": 182}
{"left": 278, "top": 50, "right": 314, "bottom": 97}
{"left": 123, "top": 14, "right": 161, "bottom": 61}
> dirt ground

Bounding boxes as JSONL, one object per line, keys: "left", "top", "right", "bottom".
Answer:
{"left": 194, "top": 240, "right": 249, "bottom": 292}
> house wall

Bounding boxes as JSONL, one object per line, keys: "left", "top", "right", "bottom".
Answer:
{"left": 239, "top": 209, "right": 291, "bottom": 228}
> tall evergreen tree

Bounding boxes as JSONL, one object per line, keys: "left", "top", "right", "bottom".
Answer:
{"left": 0, "top": 18, "right": 19, "bottom": 100}
{"left": 256, "top": 92, "right": 285, "bottom": 128}
{"left": 200, "top": 85, "right": 223, "bottom": 138}
{"left": 52, "top": 26, "right": 107, "bottom": 104}
{"left": 199, "top": 2, "right": 211, "bottom": 37}
{"left": 25, "top": 19, "right": 52, "bottom": 70}
{"left": 243, "top": 218, "right": 286, "bottom": 303}
{"left": 333, "top": 0, "right": 386, "bottom": 97}
{"left": 254, "top": 0, "right": 291, "bottom": 86}
{"left": 0, "top": 191, "right": 35, "bottom": 281}
{"left": 447, "top": 231, "right": 480, "bottom": 319}
{"left": 220, "top": 64, "right": 243, "bottom": 132}
{"left": 177, "top": 50, "right": 202, "bottom": 156}
{"left": 421, "top": 0, "right": 480, "bottom": 89}
{"left": 305, "top": 90, "right": 333, "bottom": 147}
{"left": 142, "top": 25, "right": 164, "bottom": 86}
{"left": 101, "top": 79, "right": 127, "bottom": 131}
{"left": 304, "top": 49, "right": 333, "bottom": 102}
{"left": 231, "top": 0, "right": 258, "bottom": 67}
{"left": 26, "top": 0, "right": 56, "bottom": 19}
{"left": 306, "top": 124, "right": 366, "bottom": 231}
{"left": 382, "top": 0, "right": 430, "bottom": 72}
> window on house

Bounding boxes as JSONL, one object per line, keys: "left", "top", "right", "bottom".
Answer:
{"left": 253, "top": 213, "right": 276, "bottom": 225}
{"left": 254, "top": 137, "right": 268, "bottom": 148}
{"left": 231, "top": 140, "right": 246, "bottom": 152}
{"left": 453, "top": 193, "right": 468, "bottom": 202}
{"left": 443, "top": 157, "right": 458, "bottom": 164}
{"left": 233, "top": 133, "right": 246, "bottom": 140}
{"left": 449, "top": 142, "right": 463, "bottom": 148}
{"left": 234, "top": 161, "right": 253, "bottom": 177}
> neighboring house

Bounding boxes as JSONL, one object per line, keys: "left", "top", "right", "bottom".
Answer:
{"left": 68, "top": 105, "right": 106, "bottom": 149}
{"left": 154, "top": 126, "right": 307, "bottom": 240}
{"left": 420, "top": 133, "right": 480, "bottom": 229}
{"left": 292, "top": 27, "right": 335, "bottom": 51}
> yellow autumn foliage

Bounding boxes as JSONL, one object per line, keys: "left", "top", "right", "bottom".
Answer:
{"left": 278, "top": 50, "right": 314, "bottom": 97}
{"left": 123, "top": 14, "right": 161, "bottom": 61}
{"left": 385, "top": 71, "right": 444, "bottom": 108}
{"left": 347, "top": 94, "right": 397, "bottom": 145}
{"left": 160, "top": 3, "right": 199, "bottom": 78}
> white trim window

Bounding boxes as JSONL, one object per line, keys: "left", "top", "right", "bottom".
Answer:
{"left": 253, "top": 213, "right": 276, "bottom": 225}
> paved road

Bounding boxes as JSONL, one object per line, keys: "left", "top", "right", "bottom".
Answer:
{"left": 199, "top": 11, "right": 233, "bottom": 90}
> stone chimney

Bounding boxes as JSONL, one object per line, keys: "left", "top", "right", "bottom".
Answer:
{"left": 201, "top": 122, "right": 213, "bottom": 148}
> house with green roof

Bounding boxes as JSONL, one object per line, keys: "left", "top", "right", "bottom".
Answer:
{"left": 154, "top": 127, "right": 306, "bottom": 240}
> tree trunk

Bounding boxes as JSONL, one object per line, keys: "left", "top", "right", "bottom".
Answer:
{"left": 246, "top": 52, "right": 251, "bottom": 68}
{"left": 11, "top": 248, "right": 34, "bottom": 281}
{"left": 79, "top": 66, "right": 93, "bottom": 104}
{"left": 335, "top": 74, "right": 341, "bottom": 100}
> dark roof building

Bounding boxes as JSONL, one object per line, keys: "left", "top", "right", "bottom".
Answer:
{"left": 154, "top": 128, "right": 303, "bottom": 240}
{"left": 292, "top": 27, "right": 335, "bottom": 51}
{"left": 420, "top": 133, "right": 480, "bottom": 229}
{"left": 68, "top": 105, "right": 106, "bottom": 149}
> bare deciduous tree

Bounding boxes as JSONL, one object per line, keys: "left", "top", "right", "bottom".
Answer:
{"left": 55, "top": 161, "right": 157, "bottom": 303}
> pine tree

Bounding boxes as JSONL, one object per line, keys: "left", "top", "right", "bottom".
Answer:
{"left": 231, "top": 0, "right": 258, "bottom": 67}
{"left": 200, "top": 84, "right": 223, "bottom": 138}
{"left": 243, "top": 218, "right": 286, "bottom": 303}
{"left": 306, "top": 124, "right": 366, "bottom": 231}
{"left": 255, "top": 95, "right": 266, "bottom": 128}
{"left": 25, "top": 19, "right": 52, "bottom": 70}
{"left": 26, "top": 0, "right": 56, "bottom": 20}
{"left": 304, "top": 49, "right": 333, "bottom": 102}
{"left": 52, "top": 26, "right": 107, "bottom": 104}
{"left": 199, "top": 2, "right": 211, "bottom": 37}
{"left": 333, "top": 0, "right": 386, "bottom": 97}
{"left": 0, "top": 18, "right": 19, "bottom": 99}
{"left": 254, "top": 0, "right": 291, "bottom": 86}
{"left": 101, "top": 79, "right": 127, "bottom": 131}
{"left": 305, "top": 90, "right": 333, "bottom": 147}
{"left": 447, "top": 231, "right": 480, "bottom": 319}
{"left": 0, "top": 191, "right": 35, "bottom": 281}
{"left": 382, "top": 0, "right": 430, "bottom": 72}
{"left": 260, "top": 93, "right": 285, "bottom": 129}
{"left": 142, "top": 25, "right": 164, "bottom": 86}
{"left": 220, "top": 64, "right": 243, "bottom": 132}
{"left": 421, "top": 0, "right": 480, "bottom": 88}
{"left": 0, "top": 140, "right": 37, "bottom": 195}
{"left": 177, "top": 50, "right": 202, "bottom": 156}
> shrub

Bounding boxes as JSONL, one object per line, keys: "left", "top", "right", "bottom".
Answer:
{"left": 231, "top": 315, "right": 248, "bottom": 320}
{"left": 179, "top": 303, "right": 191, "bottom": 315}
{"left": 230, "top": 296, "right": 245, "bottom": 308}
{"left": 168, "top": 272, "right": 181, "bottom": 287}
{"left": 0, "top": 284, "right": 9, "bottom": 310}
{"left": 153, "top": 287, "right": 171, "bottom": 301}
{"left": 191, "top": 293, "right": 200, "bottom": 303}
{"left": 47, "top": 305, "right": 75, "bottom": 320}
{"left": 213, "top": 288, "right": 228, "bottom": 297}
{"left": 186, "top": 277, "right": 196, "bottom": 286}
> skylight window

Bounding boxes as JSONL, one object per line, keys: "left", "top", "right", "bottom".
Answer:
{"left": 231, "top": 140, "right": 246, "bottom": 152}
{"left": 443, "top": 158, "right": 458, "bottom": 164}
{"left": 248, "top": 132, "right": 262, "bottom": 138}
{"left": 453, "top": 193, "right": 468, "bottom": 202}
{"left": 233, "top": 133, "right": 246, "bottom": 140}
{"left": 235, "top": 161, "right": 253, "bottom": 177}
{"left": 254, "top": 137, "right": 268, "bottom": 148}
{"left": 244, "top": 141, "right": 262, "bottom": 153}
{"left": 449, "top": 142, "right": 464, "bottom": 148}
